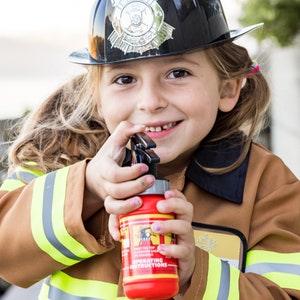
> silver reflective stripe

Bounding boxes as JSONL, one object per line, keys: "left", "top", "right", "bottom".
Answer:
{"left": 8, "top": 171, "right": 38, "bottom": 183}
{"left": 246, "top": 262, "right": 300, "bottom": 275}
{"left": 43, "top": 171, "right": 82, "bottom": 261}
{"left": 203, "top": 254, "right": 239, "bottom": 300}
{"left": 217, "top": 260, "right": 230, "bottom": 300}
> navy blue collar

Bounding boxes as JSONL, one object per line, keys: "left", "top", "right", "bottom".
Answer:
{"left": 123, "top": 134, "right": 250, "bottom": 204}
{"left": 186, "top": 135, "right": 250, "bottom": 204}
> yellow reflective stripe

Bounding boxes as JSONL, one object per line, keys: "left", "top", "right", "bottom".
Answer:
{"left": 246, "top": 250, "right": 300, "bottom": 290}
{"left": 10, "top": 165, "right": 44, "bottom": 182}
{"left": 0, "top": 178, "right": 25, "bottom": 191}
{"left": 39, "top": 282, "right": 50, "bottom": 300}
{"left": 32, "top": 174, "right": 75, "bottom": 265}
{"left": 16, "top": 164, "right": 44, "bottom": 176}
{"left": 203, "top": 254, "right": 221, "bottom": 299}
{"left": 49, "top": 271, "right": 118, "bottom": 299}
{"left": 51, "top": 168, "right": 94, "bottom": 260}
{"left": 31, "top": 168, "right": 93, "bottom": 266}
{"left": 246, "top": 250, "right": 299, "bottom": 265}
{"left": 228, "top": 264, "right": 239, "bottom": 299}
{"left": 203, "top": 254, "right": 240, "bottom": 300}
{"left": 0, "top": 165, "right": 44, "bottom": 191}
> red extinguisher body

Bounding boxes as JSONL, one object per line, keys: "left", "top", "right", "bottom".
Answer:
{"left": 120, "top": 180, "right": 179, "bottom": 299}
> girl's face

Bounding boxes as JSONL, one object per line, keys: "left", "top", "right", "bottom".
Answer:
{"left": 98, "top": 50, "right": 240, "bottom": 167}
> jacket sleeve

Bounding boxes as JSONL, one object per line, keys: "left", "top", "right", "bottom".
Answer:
{"left": 0, "top": 161, "right": 114, "bottom": 287}
{"left": 182, "top": 147, "right": 300, "bottom": 299}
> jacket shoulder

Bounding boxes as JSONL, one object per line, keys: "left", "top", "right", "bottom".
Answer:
{"left": 247, "top": 142, "right": 298, "bottom": 199}
{"left": 250, "top": 142, "right": 297, "bottom": 178}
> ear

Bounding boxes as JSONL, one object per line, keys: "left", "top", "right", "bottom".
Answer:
{"left": 218, "top": 78, "right": 243, "bottom": 112}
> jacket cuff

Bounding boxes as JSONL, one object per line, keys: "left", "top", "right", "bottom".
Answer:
{"left": 182, "top": 247, "right": 208, "bottom": 299}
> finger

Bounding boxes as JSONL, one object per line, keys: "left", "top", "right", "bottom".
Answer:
{"left": 157, "top": 243, "right": 194, "bottom": 261}
{"left": 108, "top": 214, "right": 121, "bottom": 241}
{"left": 156, "top": 191, "right": 193, "bottom": 222}
{"left": 151, "top": 218, "right": 195, "bottom": 254}
{"left": 105, "top": 121, "right": 146, "bottom": 160}
{"left": 93, "top": 122, "right": 145, "bottom": 168}
{"left": 103, "top": 173, "right": 155, "bottom": 199}
{"left": 152, "top": 220, "right": 195, "bottom": 260}
{"left": 101, "top": 163, "right": 149, "bottom": 185}
{"left": 151, "top": 219, "right": 193, "bottom": 237}
{"left": 151, "top": 219, "right": 194, "bottom": 251}
{"left": 104, "top": 195, "right": 143, "bottom": 215}
{"left": 111, "top": 121, "right": 145, "bottom": 145}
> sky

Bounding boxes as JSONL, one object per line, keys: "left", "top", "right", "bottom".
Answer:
{"left": 0, "top": 0, "right": 246, "bottom": 119}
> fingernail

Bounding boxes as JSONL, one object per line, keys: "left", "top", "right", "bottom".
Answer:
{"left": 156, "top": 201, "right": 166, "bottom": 211}
{"left": 158, "top": 244, "right": 167, "bottom": 253}
{"left": 132, "top": 197, "right": 142, "bottom": 207}
{"left": 140, "top": 176, "right": 154, "bottom": 187}
{"left": 146, "top": 175, "right": 154, "bottom": 184}
{"left": 151, "top": 223, "right": 161, "bottom": 232}
{"left": 141, "top": 165, "right": 149, "bottom": 173}
{"left": 133, "top": 124, "right": 145, "bottom": 131}
{"left": 165, "top": 190, "right": 174, "bottom": 198}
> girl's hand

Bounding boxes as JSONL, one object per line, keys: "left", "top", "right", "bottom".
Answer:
{"left": 84, "top": 121, "right": 155, "bottom": 219}
{"left": 108, "top": 189, "right": 195, "bottom": 295}
{"left": 152, "top": 190, "right": 195, "bottom": 295}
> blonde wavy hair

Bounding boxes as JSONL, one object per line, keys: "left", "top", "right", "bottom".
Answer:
{"left": 8, "top": 42, "right": 270, "bottom": 174}
{"left": 8, "top": 69, "right": 108, "bottom": 173}
{"left": 202, "top": 42, "right": 270, "bottom": 172}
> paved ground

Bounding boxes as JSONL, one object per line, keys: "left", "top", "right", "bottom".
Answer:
{"left": 0, "top": 282, "right": 41, "bottom": 300}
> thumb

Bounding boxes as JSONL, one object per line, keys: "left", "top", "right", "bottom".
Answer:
{"left": 110, "top": 121, "right": 146, "bottom": 147}
{"left": 103, "top": 121, "right": 145, "bottom": 163}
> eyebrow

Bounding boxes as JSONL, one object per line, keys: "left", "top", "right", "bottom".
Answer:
{"left": 104, "top": 62, "right": 132, "bottom": 70}
{"left": 104, "top": 53, "right": 201, "bottom": 72}
{"left": 166, "top": 54, "right": 201, "bottom": 66}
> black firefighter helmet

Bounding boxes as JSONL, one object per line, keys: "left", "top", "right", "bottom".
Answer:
{"left": 69, "top": 0, "right": 263, "bottom": 65}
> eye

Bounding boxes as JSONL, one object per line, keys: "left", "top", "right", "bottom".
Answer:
{"left": 168, "top": 69, "right": 190, "bottom": 79}
{"left": 114, "top": 75, "right": 136, "bottom": 85}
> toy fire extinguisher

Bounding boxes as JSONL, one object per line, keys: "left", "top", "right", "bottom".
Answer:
{"left": 119, "top": 133, "right": 179, "bottom": 299}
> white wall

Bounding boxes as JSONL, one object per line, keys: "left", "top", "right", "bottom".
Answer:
{"left": 270, "top": 41, "right": 300, "bottom": 178}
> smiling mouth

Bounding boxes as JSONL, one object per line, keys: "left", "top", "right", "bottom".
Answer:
{"left": 145, "top": 122, "right": 178, "bottom": 133}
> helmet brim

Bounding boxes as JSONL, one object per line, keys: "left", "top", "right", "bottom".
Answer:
{"left": 69, "top": 23, "right": 263, "bottom": 65}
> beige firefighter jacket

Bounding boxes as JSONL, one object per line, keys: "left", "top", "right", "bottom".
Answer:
{"left": 0, "top": 142, "right": 299, "bottom": 299}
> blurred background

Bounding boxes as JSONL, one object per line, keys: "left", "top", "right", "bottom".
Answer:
{"left": 0, "top": 0, "right": 299, "bottom": 298}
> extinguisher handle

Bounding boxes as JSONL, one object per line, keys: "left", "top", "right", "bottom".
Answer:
{"left": 131, "top": 133, "right": 160, "bottom": 177}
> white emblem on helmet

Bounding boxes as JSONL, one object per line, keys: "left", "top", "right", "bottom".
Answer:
{"left": 109, "top": 0, "right": 174, "bottom": 54}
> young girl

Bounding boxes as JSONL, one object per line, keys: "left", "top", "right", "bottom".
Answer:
{"left": 1, "top": 0, "right": 299, "bottom": 299}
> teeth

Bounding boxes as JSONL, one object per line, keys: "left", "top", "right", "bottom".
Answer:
{"left": 145, "top": 122, "right": 176, "bottom": 132}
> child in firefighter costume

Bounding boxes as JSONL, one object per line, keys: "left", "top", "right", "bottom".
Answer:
{"left": 0, "top": 0, "right": 299, "bottom": 299}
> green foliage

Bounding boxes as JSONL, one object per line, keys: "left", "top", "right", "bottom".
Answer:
{"left": 239, "top": 0, "right": 300, "bottom": 46}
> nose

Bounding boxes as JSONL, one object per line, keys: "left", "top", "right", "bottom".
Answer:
{"left": 137, "top": 80, "right": 168, "bottom": 113}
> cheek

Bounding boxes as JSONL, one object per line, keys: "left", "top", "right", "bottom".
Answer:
{"left": 99, "top": 97, "right": 133, "bottom": 133}
{"left": 185, "top": 90, "right": 220, "bottom": 138}
{"left": 100, "top": 105, "right": 119, "bottom": 133}
{"left": 187, "top": 88, "right": 220, "bottom": 119}
{"left": 98, "top": 87, "right": 118, "bottom": 132}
